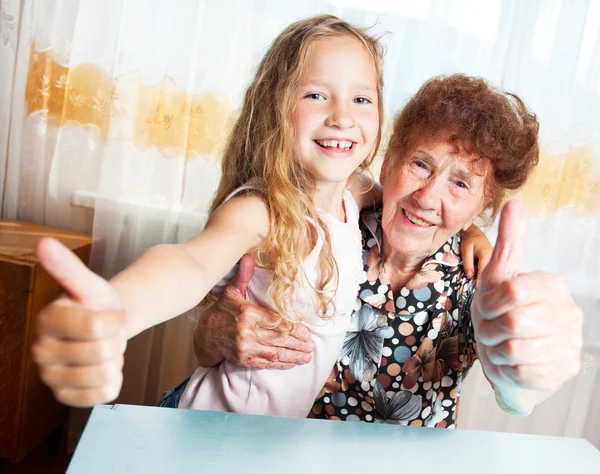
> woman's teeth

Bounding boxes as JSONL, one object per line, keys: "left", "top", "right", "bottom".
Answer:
{"left": 403, "top": 209, "right": 433, "bottom": 227}
{"left": 315, "top": 139, "right": 353, "bottom": 151}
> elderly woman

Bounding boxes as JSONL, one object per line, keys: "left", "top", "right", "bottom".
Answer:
{"left": 164, "top": 74, "right": 583, "bottom": 426}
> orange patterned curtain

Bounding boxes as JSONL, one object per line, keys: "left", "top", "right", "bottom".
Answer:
{"left": 25, "top": 48, "right": 233, "bottom": 157}
{"left": 22, "top": 46, "right": 600, "bottom": 223}
{"left": 520, "top": 147, "right": 600, "bottom": 215}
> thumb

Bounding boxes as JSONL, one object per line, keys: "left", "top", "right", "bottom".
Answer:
{"left": 35, "top": 237, "right": 121, "bottom": 311}
{"left": 229, "top": 254, "right": 255, "bottom": 298}
{"left": 479, "top": 199, "right": 528, "bottom": 292}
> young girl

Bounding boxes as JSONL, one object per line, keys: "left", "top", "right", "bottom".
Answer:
{"left": 32, "top": 15, "right": 489, "bottom": 416}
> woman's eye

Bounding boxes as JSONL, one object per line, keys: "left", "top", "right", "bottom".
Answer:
{"left": 354, "top": 97, "right": 371, "bottom": 104}
{"left": 456, "top": 181, "right": 468, "bottom": 189}
{"left": 412, "top": 161, "right": 430, "bottom": 176}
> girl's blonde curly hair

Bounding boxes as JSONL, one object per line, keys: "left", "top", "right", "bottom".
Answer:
{"left": 210, "top": 14, "right": 385, "bottom": 322}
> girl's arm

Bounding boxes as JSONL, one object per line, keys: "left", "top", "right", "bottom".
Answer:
{"left": 31, "top": 195, "right": 269, "bottom": 407}
{"left": 461, "top": 225, "right": 492, "bottom": 280}
{"left": 112, "top": 195, "right": 269, "bottom": 338}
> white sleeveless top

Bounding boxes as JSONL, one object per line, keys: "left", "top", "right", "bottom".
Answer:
{"left": 178, "top": 182, "right": 363, "bottom": 417}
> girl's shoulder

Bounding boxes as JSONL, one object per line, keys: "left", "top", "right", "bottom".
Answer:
{"left": 210, "top": 193, "right": 269, "bottom": 230}
{"left": 347, "top": 172, "right": 382, "bottom": 210}
{"left": 206, "top": 193, "right": 270, "bottom": 255}
{"left": 212, "top": 178, "right": 269, "bottom": 227}
{"left": 180, "top": 193, "right": 269, "bottom": 285}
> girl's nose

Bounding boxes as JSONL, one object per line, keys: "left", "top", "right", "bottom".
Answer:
{"left": 325, "top": 101, "right": 355, "bottom": 129}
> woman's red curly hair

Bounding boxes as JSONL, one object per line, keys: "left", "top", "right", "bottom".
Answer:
{"left": 386, "top": 74, "right": 540, "bottom": 219}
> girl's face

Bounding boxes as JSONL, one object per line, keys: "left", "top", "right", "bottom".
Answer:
{"left": 294, "top": 35, "right": 380, "bottom": 187}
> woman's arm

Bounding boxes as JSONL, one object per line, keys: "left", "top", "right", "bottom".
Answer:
{"left": 193, "top": 255, "right": 315, "bottom": 369}
{"left": 470, "top": 201, "right": 583, "bottom": 415}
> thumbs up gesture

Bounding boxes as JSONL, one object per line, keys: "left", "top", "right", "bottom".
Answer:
{"left": 471, "top": 200, "right": 583, "bottom": 410}
{"left": 31, "top": 238, "right": 127, "bottom": 407}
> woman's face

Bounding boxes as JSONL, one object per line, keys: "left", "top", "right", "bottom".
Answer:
{"left": 381, "top": 130, "right": 489, "bottom": 260}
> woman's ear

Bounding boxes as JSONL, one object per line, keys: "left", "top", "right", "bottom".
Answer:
{"left": 462, "top": 196, "right": 492, "bottom": 232}
{"left": 380, "top": 165, "right": 387, "bottom": 186}
{"left": 380, "top": 153, "right": 394, "bottom": 187}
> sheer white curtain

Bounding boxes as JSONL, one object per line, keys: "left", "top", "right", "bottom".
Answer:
{"left": 1, "top": 0, "right": 599, "bottom": 446}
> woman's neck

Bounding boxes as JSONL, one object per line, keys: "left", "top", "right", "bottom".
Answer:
{"left": 312, "top": 181, "right": 348, "bottom": 222}
{"left": 382, "top": 238, "right": 428, "bottom": 293}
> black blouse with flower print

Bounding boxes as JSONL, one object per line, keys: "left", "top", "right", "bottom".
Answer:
{"left": 309, "top": 205, "right": 478, "bottom": 428}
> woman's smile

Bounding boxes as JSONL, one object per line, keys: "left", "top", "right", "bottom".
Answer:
{"left": 401, "top": 208, "right": 436, "bottom": 228}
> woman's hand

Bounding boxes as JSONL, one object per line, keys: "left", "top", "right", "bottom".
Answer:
{"left": 471, "top": 201, "right": 584, "bottom": 415}
{"left": 462, "top": 224, "right": 492, "bottom": 280}
{"left": 194, "top": 255, "right": 315, "bottom": 370}
{"left": 31, "top": 238, "right": 127, "bottom": 407}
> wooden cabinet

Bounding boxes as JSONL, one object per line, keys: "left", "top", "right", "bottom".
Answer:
{"left": 0, "top": 219, "right": 93, "bottom": 462}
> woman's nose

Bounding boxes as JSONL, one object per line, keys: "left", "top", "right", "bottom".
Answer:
{"left": 413, "top": 177, "right": 444, "bottom": 210}
{"left": 325, "top": 101, "right": 355, "bottom": 129}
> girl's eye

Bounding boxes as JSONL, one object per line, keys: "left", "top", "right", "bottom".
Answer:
{"left": 306, "top": 93, "right": 325, "bottom": 100}
{"left": 354, "top": 97, "right": 371, "bottom": 104}
{"left": 456, "top": 181, "right": 468, "bottom": 189}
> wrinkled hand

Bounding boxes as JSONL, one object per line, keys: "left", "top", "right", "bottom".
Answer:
{"left": 194, "top": 255, "right": 315, "bottom": 370}
{"left": 31, "top": 238, "right": 127, "bottom": 407}
{"left": 471, "top": 200, "right": 583, "bottom": 406}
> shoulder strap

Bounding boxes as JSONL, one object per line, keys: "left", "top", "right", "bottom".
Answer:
{"left": 221, "top": 177, "right": 264, "bottom": 204}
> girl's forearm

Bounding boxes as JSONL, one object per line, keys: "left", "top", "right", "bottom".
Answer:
{"left": 109, "top": 244, "right": 212, "bottom": 339}
{"left": 109, "top": 196, "right": 269, "bottom": 340}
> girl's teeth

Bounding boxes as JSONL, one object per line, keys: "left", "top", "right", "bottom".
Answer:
{"left": 316, "top": 139, "right": 353, "bottom": 151}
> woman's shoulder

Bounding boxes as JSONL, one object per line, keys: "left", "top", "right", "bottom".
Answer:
{"left": 358, "top": 202, "right": 383, "bottom": 232}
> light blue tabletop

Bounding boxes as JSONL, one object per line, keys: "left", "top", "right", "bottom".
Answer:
{"left": 67, "top": 404, "right": 599, "bottom": 474}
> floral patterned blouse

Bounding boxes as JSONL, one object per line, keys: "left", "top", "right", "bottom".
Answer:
{"left": 309, "top": 205, "right": 478, "bottom": 428}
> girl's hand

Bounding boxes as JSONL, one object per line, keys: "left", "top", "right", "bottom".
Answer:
{"left": 31, "top": 238, "right": 127, "bottom": 407}
{"left": 462, "top": 224, "right": 492, "bottom": 280}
